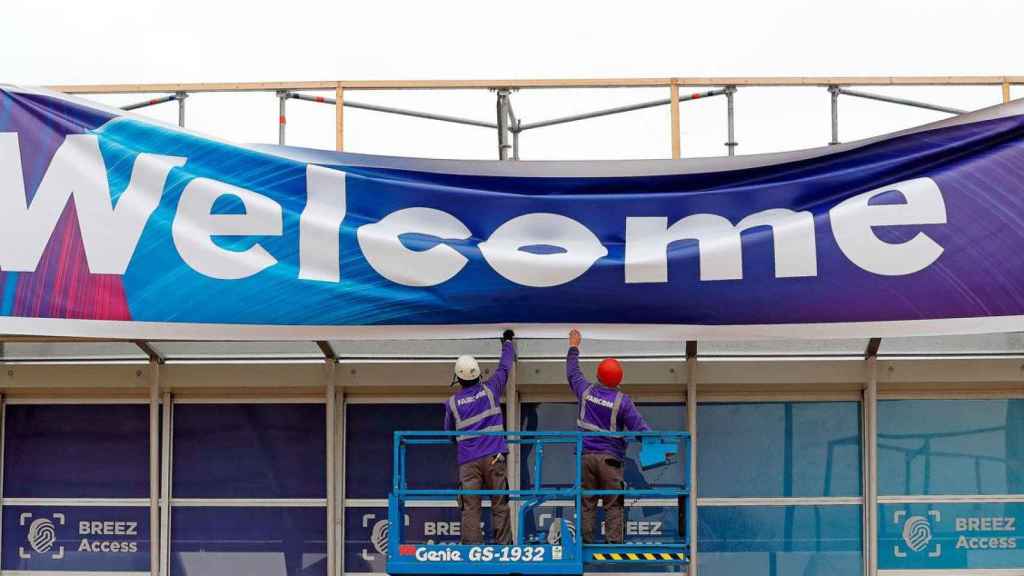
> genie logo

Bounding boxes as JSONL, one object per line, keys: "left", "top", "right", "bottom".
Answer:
{"left": 894, "top": 510, "right": 941, "bottom": 558}
{"left": 18, "top": 512, "right": 65, "bottom": 560}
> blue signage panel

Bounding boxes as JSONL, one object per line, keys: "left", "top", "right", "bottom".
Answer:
{"left": 345, "top": 504, "right": 682, "bottom": 573}
{"left": 1, "top": 506, "right": 149, "bottom": 572}
{"left": 879, "top": 502, "right": 1024, "bottom": 570}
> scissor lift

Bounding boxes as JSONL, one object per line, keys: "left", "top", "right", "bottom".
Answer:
{"left": 387, "top": 430, "right": 690, "bottom": 574}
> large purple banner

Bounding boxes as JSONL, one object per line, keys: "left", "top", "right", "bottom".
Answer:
{"left": 2, "top": 85, "right": 1024, "bottom": 339}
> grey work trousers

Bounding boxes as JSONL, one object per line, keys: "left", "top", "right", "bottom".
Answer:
{"left": 582, "top": 453, "right": 625, "bottom": 543}
{"left": 458, "top": 453, "right": 512, "bottom": 545}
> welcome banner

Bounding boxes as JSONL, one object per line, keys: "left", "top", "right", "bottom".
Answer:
{"left": 1, "top": 85, "right": 1024, "bottom": 340}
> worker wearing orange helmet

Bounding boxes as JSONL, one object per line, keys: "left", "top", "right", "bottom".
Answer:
{"left": 566, "top": 328, "right": 651, "bottom": 544}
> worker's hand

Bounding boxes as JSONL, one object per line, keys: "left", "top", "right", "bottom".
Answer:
{"left": 502, "top": 329, "right": 515, "bottom": 342}
{"left": 569, "top": 328, "right": 582, "bottom": 348}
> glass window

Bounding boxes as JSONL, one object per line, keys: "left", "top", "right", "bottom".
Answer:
{"left": 878, "top": 399, "right": 1024, "bottom": 496}
{"left": 172, "top": 403, "right": 326, "bottom": 499}
{"left": 3, "top": 404, "right": 149, "bottom": 498}
{"left": 170, "top": 507, "right": 326, "bottom": 576}
{"left": 698, "top": 505, "right": 863, "bottom": 576}
{"left": 345, "top": 404, "right": 461, "bottom": 498}
{"left": 698, "top": 402, "right": 862, "bottom": 498}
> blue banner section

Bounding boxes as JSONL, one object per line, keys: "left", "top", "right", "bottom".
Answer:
{"left": 879, "top": 502, "right": 1024, "bottom": 570}
{"left": 4, "top": 86, "right": 1024, "bottom": 338}
{"left": 1, "top": 506, "right": 149, "bottom": 572}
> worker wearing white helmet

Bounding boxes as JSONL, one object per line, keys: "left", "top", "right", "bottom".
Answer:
{"left": 444, "top": 329, "right": 516, "bottom": 545}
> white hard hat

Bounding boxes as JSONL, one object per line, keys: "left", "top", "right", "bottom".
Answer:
{"left": 454, "top": 355, "right": 481, "bottom": 382}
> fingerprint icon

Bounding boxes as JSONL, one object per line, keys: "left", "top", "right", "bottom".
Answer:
{"left": 27, "top": 518, "right": 56, "bottom": 554}
{"left": 370, "top": 519, "right": 390, "bottom": 555}
{"left": 902, "top": 515, "right": 932, "bottom": 552}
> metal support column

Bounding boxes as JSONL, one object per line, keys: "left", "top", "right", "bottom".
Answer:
{"left": 685, "top": 340, "right": 698, "bottom": 574}
{"left": 724, "top": 86, "right": 737, "bottom": 156}
{"left": 335, "top": 385, "right": 346, "bottom": 576}
{"left": 506, "top": 345, "right": 520, "bottom": 541}
{"left": 326, "top": 359, "right": 338, "bottom": 576}
{"left": 175, "top": 92, "right": 187, "bottom": 128}
{"left": 277, "top": 90, "right": 289, "bottom": 146}
{"left": 496, "top": 89, "right": 512, "bottom": 160}
{"left": 829, "top": 85, "right": 840, "bottom": 145}
{"left": 159, "top": 391, "right": 172, "bottom": 576}
{"left": 864, "top": 338, "right": 880, "bottom": 576}
{"left": 149, "top": 360, "right": 161, "bottom": 576}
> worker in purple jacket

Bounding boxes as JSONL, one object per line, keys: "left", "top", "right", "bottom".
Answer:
{"left": 566, "top": 328, "right": 651, "bottom": 544}
{"left": 444, "top": 329, "right": 516, "bottom": 545}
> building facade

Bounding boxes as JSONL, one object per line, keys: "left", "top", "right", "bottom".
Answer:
{"left": 0, "top": 335, "right": 1019, "bottom": 576}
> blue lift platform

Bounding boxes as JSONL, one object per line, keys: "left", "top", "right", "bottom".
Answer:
{"left": 386, "top": 430, "right": 690, "bottom": 574}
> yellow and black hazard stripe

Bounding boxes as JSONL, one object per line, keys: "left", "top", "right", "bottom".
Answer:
{"left": 591, "top": 552, "right": 688, "bottom": 561}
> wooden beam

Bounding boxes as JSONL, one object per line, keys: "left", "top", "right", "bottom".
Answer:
{"left": 44, "top": 75, "right": 1024, "bottom": 95}
{"left": 335, "top": 84, "right": 345, "bottom": 151}
{"left": 670, "top": 81, "right": 681, "bottom": 159}
{"left": 1004, "top": 80, "right": 1012, "bottom": 103}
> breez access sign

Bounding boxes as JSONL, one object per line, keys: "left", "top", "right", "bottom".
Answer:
{"left": 1, "top": 507, "right": 148, "bottom": 572}
{"left": 879, "top": 503, "right": 1022, "bottom": 571}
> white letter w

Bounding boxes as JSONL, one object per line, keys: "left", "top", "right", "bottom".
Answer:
{"left": 0, "top": 133, "right": 185, "bottom": 274}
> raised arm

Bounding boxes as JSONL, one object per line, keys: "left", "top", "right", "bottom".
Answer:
{"left": 566, "top": 329, "right": 589, "bottom": 399}
{"left": 485, "top": 331, "right": 516, "bottom": 398}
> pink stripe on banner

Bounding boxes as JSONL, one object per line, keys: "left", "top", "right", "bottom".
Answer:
{"left": 11, "top": 204, "right": 131, "bottom": 321}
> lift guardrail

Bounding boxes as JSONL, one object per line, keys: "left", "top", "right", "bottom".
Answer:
{"left": 387, "top": 429, "right": 690, "bottom": 574}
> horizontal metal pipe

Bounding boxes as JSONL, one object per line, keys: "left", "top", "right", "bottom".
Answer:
{"left": 519, "top": 88, "right": 727, "bottom": 131}
{"left": 289, "top": 92, "right": 497, "bottom": 129}
{"left": 121, "top": 94, "right": 180, "bottom": 111}
{"left": 837, "top": 87, "right": 966, "bottom": 115}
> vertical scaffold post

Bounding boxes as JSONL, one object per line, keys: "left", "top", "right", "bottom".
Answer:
{"left": 176, "top": 92, "right": 187, "bottom": 128}
{"left": 335, "top": 84, "right": 345, "bottom": 151}
{"left": 670, "top": 80, "right": 681, "bottom": 159}
{"left": 277, "top": 90, "right": 289, "bottom": 146}
{"left": 512, "top": 119, "right": 521, "bottom": 160}
{"left": 829, "top": 85, "right": 840, "bottom": 145}
{"left": 1003, "top": 81, "right": 1011, "bottom": 104}
{"left": 725, "top": 86, "right": 737, "bottom": 156}
{"left": 496, "top": 89, "right": 512, "bottom": 160}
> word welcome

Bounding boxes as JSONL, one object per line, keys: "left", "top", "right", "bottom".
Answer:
{"left": 0, "top": 133, "right": 947, "bottom": 288}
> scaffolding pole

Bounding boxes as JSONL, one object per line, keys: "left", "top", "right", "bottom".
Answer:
{"left": 121, "top": 94, "right": 179, "bottom": 111}
{"left": 725, "top": 86, "right": 737, "bottom": 156}
{"left": 176, "top": 92, "right": 187, "bottom": 127}
{"left": 518, "top": 88, "right": 727, "bottom": 131}
{"left": 278, "top": 90, "right": 288, "bottom": 145}
{"left": 837, "top": 87, "right": 967, "bottom": 115}
{"left": 496, "top": 89, "right": 512, "bottom": 160}
{"left": 829, "top": 85, "right": 840, "bottom": 145}
{"left": 288, "top": 92, "right": 497, "bottom": 129}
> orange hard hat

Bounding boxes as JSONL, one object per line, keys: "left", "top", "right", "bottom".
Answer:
{"left": 597, "top": 358, "right": 623, "bottom": 387}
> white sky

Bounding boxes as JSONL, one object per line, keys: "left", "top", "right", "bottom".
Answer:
{"left": 3, "top": 0, "right": 1022, "bottom": 160}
